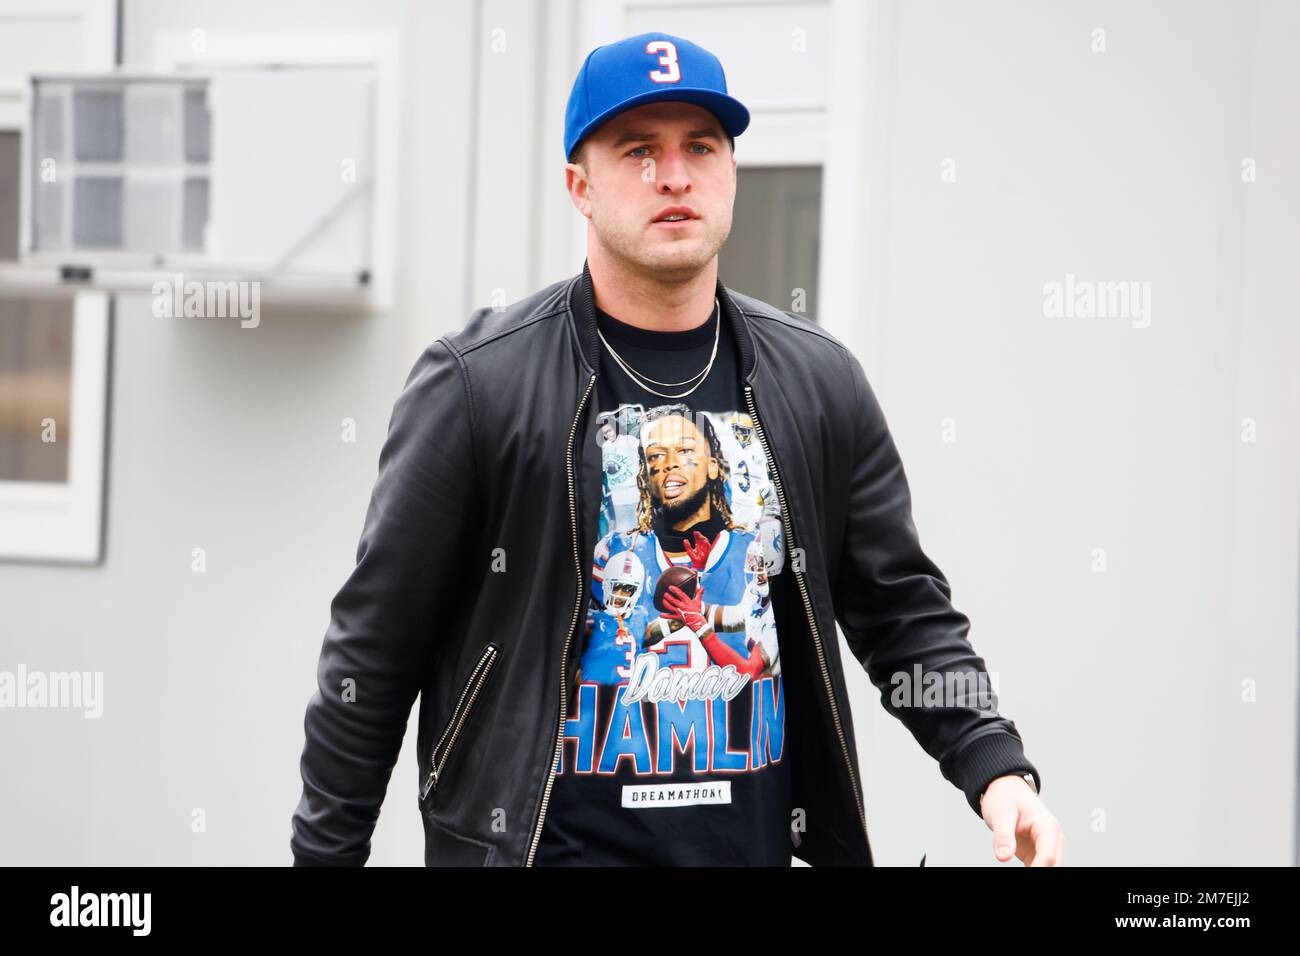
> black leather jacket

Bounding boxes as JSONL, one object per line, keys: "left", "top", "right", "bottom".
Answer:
{"left": 290, "top": 261, "right": 1040, "bottom": 866}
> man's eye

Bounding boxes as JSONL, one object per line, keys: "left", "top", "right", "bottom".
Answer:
{"left": 690, "top": 143, "right": 712, "bottom": 154}
{"left": 627, "top": 146, "right": 650, "bottom": 158}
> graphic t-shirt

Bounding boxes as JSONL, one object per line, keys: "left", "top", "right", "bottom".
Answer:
{"left": 534, "top": 294, "right": 794, "bottom": 866}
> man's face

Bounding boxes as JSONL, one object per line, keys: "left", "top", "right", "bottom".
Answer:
{"left": 642, "top": 414, "right": 719, "bottom": 520}
{"left": 565, "top": 101, "right": 737, "bottom": 280}
{"left": 609, "top": 581, "right": 636, "bottom": 613}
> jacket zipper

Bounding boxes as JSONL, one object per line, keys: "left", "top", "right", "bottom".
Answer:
{"left": 420, "top": 642, "right": 500, "bottom": 804}
{"left": 525, "top": 371, "right": 597, "bottom": 866}
{"left": 743, "top": 382, "right": 873, "bottom": 857}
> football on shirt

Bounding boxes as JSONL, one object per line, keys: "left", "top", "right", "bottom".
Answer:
{"left": 653, "top": 566, "right": 699, "bottom": 613}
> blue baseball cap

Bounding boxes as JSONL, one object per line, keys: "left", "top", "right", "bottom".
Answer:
{"left": 564, "top": 32, "right": 749, "bottom": 161}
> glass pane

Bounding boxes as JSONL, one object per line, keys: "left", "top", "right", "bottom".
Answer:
{"left": 183, "top": 86, "right": 211, "bottom": 162}
{"left": 0, "top": 297, "right": 75, "bottom": 483}
{"left": 125, "top": 84, "right": 180, "bottom": 164}
{"left": 718, "top": 166, "right": 823, "bottom": 320}
{"left": 33, "top": 177, "right": 65, "bottom": 251}
{"left": 72, "top": 176, "right": 122, "bottom": 247}
{"left": 123, "top": 177, "right": 177, "bottom": 252}
{"left": 35, "top": 84, "right": 67, "bottom": 164}
{"left": 0, "top": 131, "right": 18, "bottom": 260}
{"left": 72, "top": 88, "right": 123, "bottom": 162}
{"left": 182, "top": 177, "right": 209, "bottom": 250}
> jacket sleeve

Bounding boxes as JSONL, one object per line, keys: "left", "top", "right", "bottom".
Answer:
{"left": 831, "top": 348, "right": 1041, "bottom": 817}
{"left": 290, "top": 338, "right": 480, "bottom": 865}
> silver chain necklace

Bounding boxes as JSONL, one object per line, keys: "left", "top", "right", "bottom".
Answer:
{"left": 597, "top": 297, "right": 721, "bottom": 399}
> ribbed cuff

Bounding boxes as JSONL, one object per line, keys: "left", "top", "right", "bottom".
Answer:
{"left": 949, "top": 731, "right": 1041, "bottom": 818}
{"left": 291, "top": 847, "right": 368, "bottom": 867}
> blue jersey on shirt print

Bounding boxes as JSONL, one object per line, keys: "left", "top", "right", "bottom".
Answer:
{"left": 558, "top": 402, "right": 788, "bottom": 779}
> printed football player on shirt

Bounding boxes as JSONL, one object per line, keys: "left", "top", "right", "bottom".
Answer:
{"left": 582, "top": 403, "right": 783, "bottom": 687}
{"left": 562, "top": 401, "right": 788, "bottom": 785}
{"left": 597, "top": 407, "right": 645, "bottom": 536}
{"left": 715, "top": 411, "right": 775, "bottom": 531}
{"left": 645, "top": 572, "right": 778, "bottom": 679}
{"left": 579, "top": 548, "right": 652, "bottom": 685}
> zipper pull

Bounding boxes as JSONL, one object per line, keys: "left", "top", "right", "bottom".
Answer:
{"left": 420, "top": 766, "right": 439, "bottom": 802}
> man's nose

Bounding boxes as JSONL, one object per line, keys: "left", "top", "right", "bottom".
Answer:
{"left": 655, "top": 149, "right": 692, "bottom": 193}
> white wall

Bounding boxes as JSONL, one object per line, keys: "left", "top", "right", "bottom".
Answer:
{"left": 821, "top": 0, "right": 1299, "bottom": 866}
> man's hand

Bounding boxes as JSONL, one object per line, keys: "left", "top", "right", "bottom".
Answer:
{"left": 661, "top": 582, "right": 709, "bottom": 633}
{"left": 681, "top": 530, "right": 713, "bottom": 570}
{"left": 980, "top": 774, "right": 1063, "bottom": 866}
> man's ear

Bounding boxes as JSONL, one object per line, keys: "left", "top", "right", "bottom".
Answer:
{"left": 565, "top": 162, "right": 592, "bottom": 218}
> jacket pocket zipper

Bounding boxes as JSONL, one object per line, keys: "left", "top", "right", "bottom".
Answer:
{"left": 421, "top": 642, "right": 500, "bottom": 804}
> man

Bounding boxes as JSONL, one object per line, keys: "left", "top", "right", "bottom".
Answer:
{"left": 291, "top": 31, "right": 1063, "bottom": 867}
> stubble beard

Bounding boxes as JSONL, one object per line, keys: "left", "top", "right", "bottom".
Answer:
{"left": 591, "top": 203, "right": 731, "bottom": 284}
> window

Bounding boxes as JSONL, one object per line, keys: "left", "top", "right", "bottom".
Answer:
{"left": 28, "top": 77, "right": 212, "bottom": 257}
{"left": 0, "top": 126, "right": 110, "bottom": 563}
{"left": 719, "top": 166, "right": 823, "bottom": 320}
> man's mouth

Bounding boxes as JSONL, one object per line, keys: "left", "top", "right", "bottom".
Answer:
{"left": 662, "top": 474, "right": 688, "bottom": 499}
{"left": 652, "top": 206, "right": 699, "bottom": 227}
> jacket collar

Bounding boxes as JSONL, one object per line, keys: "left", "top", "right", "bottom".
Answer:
{"left": 567, "top": 258, "right": 758, "bottom": 383}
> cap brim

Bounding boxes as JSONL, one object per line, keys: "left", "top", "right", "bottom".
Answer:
{"left": 569, "top": 87, "right": 750, "bottom": 158}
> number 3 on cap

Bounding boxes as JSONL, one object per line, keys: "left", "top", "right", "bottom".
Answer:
{"left": 645, "top": 40, "right": 681, "bottom": 83}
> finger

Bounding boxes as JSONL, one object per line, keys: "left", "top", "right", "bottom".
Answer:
{"left": 1022, "top": 816, "right": 1056, "bottom": 867}
{"left": 985, "top": 803, "right": 1018, "bottom": 862}
{"left": 1027, "top": 817, "right": 1063, "bottom": 867}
